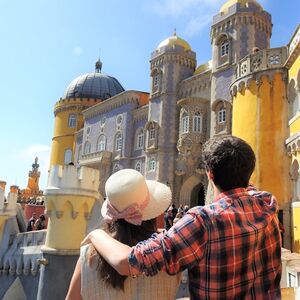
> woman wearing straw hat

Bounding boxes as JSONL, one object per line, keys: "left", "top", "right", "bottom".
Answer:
{"left": 66, "top": 169, "right": 181, "bottom": 300}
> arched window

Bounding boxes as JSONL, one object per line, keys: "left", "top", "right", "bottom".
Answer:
{"left": 181, "top": 111, "right": 189, "bottom": 133}
{"left": 113, "top": 164, "right": 120, "bottom": 173}
{"left": 97, "top": 135, "right": 106, "bottom": 152}
{"left": 68, "top": 114, "right": 77, "bottom": 128}
{"left": 193, "top": 112, "right": 202, "bottom": 132}
{"left": 218, "top": 108, "right": 226, "bottom": 123}
{"left": 83, "top": 141, "right": 91, "bottom": 154}
{"left": 115, "top": 132, "right": 122, "bottom": 151}
{"left": 151, "top": 68, "right": 161, "bottom": 93}
{"left": 149, "top": 158, "right": 156, "bottom": 171}
{"left": 149, "top": 128, "right": 156, "bottom": 140}
{"left": 136, "top": 128, "right": 144, "bottom": 149}
{"left": 64, "top": 149, "right": 73, "bottom": 164}
{"left": 289, "top": 79, "right": 298, "bottom": 119}
{"left": 220, "top": 38, "right": 229, "bottom": 57}
{"left": 135, "top": 161, "right": 142, "bottom": 173}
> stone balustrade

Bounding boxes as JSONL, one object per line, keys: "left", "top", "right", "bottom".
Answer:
{"left": 236, "top": 47, "right": 287, "bottom": 80}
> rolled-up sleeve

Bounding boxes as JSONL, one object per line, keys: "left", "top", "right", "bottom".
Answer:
{"left": 128, "top": 209, "right": 208, "bottom": 276}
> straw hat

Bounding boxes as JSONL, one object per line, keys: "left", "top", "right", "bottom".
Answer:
{"left": 101, "top": 169, "right": 171, "bottom": 225}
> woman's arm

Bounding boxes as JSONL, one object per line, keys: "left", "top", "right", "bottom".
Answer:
{"left": 65, "top": 258, "right": 83, "bottom": 300}
{"left": 82, "top": 229, "right": 139, "bottom": 276}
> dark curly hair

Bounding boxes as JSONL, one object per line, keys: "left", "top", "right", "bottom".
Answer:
{"left": 202, "top": 136, "right": 256, "bottom": 191}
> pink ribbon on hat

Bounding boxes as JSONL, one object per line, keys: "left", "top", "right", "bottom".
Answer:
{"left": 104, "top": 193, "right": 150, "bottom": 226}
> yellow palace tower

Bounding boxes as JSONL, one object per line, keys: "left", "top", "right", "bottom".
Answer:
{"left": 49, "top": 60, "right": 124, "bottom": 167}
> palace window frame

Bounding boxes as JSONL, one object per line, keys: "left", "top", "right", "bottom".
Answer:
{"left": 83, "top": 141, "right": 91, "bottom": 155}
{"left": 218, "top": 109, "right": 226, "bottom": 123}
{"left": 64, "top": 149, "right": 73, "bottom": 164}
{"left": 115, "top": 132, "right": 123, "bottom": 151}
{"left": 97, "top": 135, "right": 106, "bottom": 152}
{"left": 68, "top": 114, "right": 77, "bottom": 128}
{"left": 193, "top": 112, "right": 202, "bottom": 132}
{"left": 149, "top": 158, "right": 156, "bottom": 171}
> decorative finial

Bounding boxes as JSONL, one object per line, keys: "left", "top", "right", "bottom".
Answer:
{"left": 95, "top": 59, "right": 102, "bottom": 73}
{"left": 173, "top": 28, "right": 177, "bottom": 36}
{"left": 32, "top": 157, "right": 39, "bottom": 171}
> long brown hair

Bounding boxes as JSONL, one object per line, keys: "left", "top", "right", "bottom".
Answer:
{"left": 88, "top": 218, "right": 157, "bottom": 290}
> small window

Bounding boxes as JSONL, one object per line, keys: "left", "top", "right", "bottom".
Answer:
{"left": 181, "top": 112, "right": 189, "bottom": 133}
{"left": 116, "top": 115, "right": 122, "bottom": 125}
{"left": 153, "top": 74, "right": 160, "bottom": 87}
{"left": 135, "top": 161, "right": 142, "bottom": 173}
{"left": 113, "top": 164, "right": 120, "bottom": 173}
{"left": 149, "top": 128, "right": 156, "bottom": 140}
{"left": 193, "top": 113, "right": 202, "bottom": 132}
{"left": 64, "top": 149, "right": 72, "bottom": 164}
{"left": 115, "top": 132, "right": 122, "bottom": 151}
{"left": 83, "top": 141, "right": 91, "bottom": 154}
{"left": 68, "top": 114, "right": 77, "bottom": 128}
{"left": 136, "top": 129, "right": 144, "bottom": 149}
{"left": 220, "top": 39, "right": 229, "bottom": 57}
{"left": 97, "top": 135, "right": 106, "bottom": 152}
{"left": 218, "top": 109, "right": 226, "bottom": 123}
{"left": 149, "top": 158, "right": 156, "bottom": 171}
{"left": 77, "top": 145, "right": 82, "bottom": 161}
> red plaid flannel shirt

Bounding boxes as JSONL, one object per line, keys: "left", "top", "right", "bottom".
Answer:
{"left": 129, "top": 187, "right": 282, "bottom": 299}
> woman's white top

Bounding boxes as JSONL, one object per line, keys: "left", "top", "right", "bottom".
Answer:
{"left": 80, "top": 244, "right": 181, "bottom": 300}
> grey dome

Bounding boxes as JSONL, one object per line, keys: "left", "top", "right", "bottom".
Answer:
{"left": 63, "top": 72, "right": 125, "bottom": 100}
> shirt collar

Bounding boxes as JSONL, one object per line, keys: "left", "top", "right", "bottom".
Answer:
{"left": 213, "top": 187, "right": 248, "bottom": 203}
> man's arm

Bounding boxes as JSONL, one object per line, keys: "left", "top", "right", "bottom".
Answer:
{"left": 83, "top": 229, "right": 139, "bottom": 276}
{"left": 85, "top": 209, "right": 207, "bottom": 277}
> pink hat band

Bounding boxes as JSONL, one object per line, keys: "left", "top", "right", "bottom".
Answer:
{"left": 103, "top": 192, "right": 150, "bottom": 225}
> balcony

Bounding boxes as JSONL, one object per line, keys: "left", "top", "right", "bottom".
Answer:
{"left": 236, "top": 47, "right": 287, "bottom": 80}
{"left": 79, "top": 151, "right": 112, "bottom": 168}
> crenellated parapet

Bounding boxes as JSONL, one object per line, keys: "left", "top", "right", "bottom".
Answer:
{"left": 54, "top": 97, "right": 101, "bottom": 116}
{"left": 43, "top": 165, "right": 100, "bottom": 253}
{"left": 0, "top": 230, "right": 46, "bottom": 276}
{"left": 231, "top": 47, "right": 288, "bottom": 96}
{"left": 0, "top": 185, "right": 18, "bottom": 217}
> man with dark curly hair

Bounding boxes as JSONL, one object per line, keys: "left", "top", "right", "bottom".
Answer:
{"left": 84, "top": 136, "right": 282, "bottom": 300}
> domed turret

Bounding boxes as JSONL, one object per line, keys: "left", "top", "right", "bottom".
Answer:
{"left": 157, "top": 30, "right": 191, "bottom": 52}
{"left": 219, "top": 0, "right": 263, "bottom": 14}
{"left": 63, "top": 60, "right": 125, "bottom": 100}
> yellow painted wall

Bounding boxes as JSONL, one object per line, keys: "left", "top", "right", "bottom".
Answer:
{"left": 50, "top": 98, "right": 99, "bottom": 167}
{"left": 45, "top": 195, "right": 95, "bottom": 250}
{"left": 289, "top": 54, "right": 300, "bottom": 79}
{"left": 232, "top": 72, "right": 290, "bottom": 206}
{"left": 0, "top": 216, "right": 9, "bottom": 242}
{"left": 292, "top": 202, "right": 300, "bottom": 253}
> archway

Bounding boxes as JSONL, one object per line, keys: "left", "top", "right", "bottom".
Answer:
{"left": 179, "top": 175, "right": 206, "bottom": 208}
{"left": 190, "top": 183, "right": 205, "bottom": 207}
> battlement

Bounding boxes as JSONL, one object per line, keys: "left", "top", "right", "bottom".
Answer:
{"left": 45, "top": 165, "right": 99, "bottom": 198}
{"left": 0, "top": 184, "right": 18, "bottom": 216}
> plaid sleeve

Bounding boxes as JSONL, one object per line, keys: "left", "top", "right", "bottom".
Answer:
{"left": 128, "top": 208, "right": 208, "bottom": 276}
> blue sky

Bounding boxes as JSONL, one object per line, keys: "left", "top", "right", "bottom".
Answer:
{"left": 0, "top": 0, "right": 299, "bottom": 190}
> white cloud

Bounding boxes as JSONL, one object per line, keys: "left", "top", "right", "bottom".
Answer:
{"left": 147, "top": 0, "right": 270, "bottom": 37}
{"left": 73, "top": 46, "right": 83, "bottom": 56}
{"left": 146, "top": 0, "right": 224, "bottom": 36}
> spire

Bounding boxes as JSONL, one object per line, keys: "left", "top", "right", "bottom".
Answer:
{"left": 95, "top": 59, "right": 102, "bottom": 73}
{"left": 173, "top": 28, "right": 177, "bottom": 36}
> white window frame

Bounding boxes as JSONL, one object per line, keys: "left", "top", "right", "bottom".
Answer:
{"left": 220, "top": 39, "right": 229, "bottom": 57}
{"left": 136, "top": 130, "right": 144, "bottom": 149}
{"left": 83, "top": 141, "right": 91, "bottom": 154}
{"left": 68, "top": 114, "right": 77, "bottom": 128}
{"left": 64, "top": 149, "right": 73, "bottom": 164}
{"left": 181, "top": 114, "right": 189, "bottom": 133}
{"left": 193, "top": 113, "right": 202, "bottom": 132}
{"left": 218, "top": 109, "right": 226, "bottom": 123}
{"left": 149, "top": 158, "right": 156, "bottom": 171}
{"left": 77, "top": 145, "right": 82, "bottom": 161}
{"left": 115, "top": 133, "right": 122, "bottom": 151}
{"left": 149, "top": 128, "right": 156, "bottom": 140}
{"left": 97, "top": 135, "right": 106, "bottom": 152}
{"left": 135, "top": 161, "right": 142, "bottom": 173}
